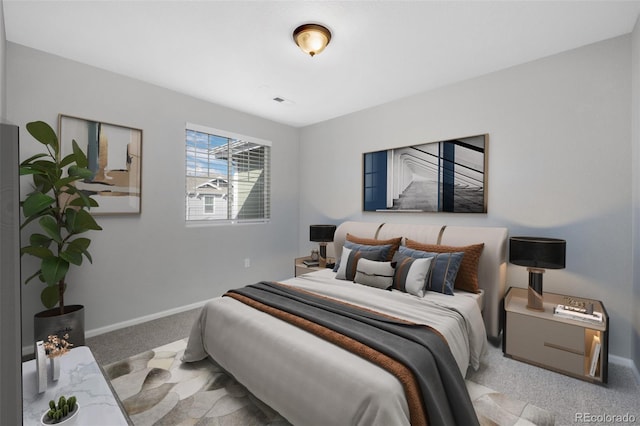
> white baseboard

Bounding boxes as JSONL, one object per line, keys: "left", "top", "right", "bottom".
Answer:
{"left": 22, "top": 299, "right": 214, "bottom": 357}
{"left": 610, "top": 354, "right": 640, "bottom": 385}
{"left": 85, "top": 299, "right": 211, "bottom": 338}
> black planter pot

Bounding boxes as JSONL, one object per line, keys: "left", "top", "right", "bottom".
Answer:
{"left": 34, "top": 305, "right": 85, "bottom": 347}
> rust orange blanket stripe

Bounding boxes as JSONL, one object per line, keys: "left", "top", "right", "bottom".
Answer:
{"left": 226, "top": 292, "right": 429, "bottom": 426}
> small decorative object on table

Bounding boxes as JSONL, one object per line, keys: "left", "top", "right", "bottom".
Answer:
{"left": 553, "top": 304, "right": 603, "bottom": 324}
{"left": 41, "top": 395, "right": 79, "bottom": 425}
{"left": 303, "top": 256, "right": 319, "bottom": 267}
{"left": 44, "top": 334, "right": 73, "bottom": 382}
{"left": 36, "top": 341, "right": 48, "bottom": 393}
{"left": 310, "top": 249, "right": 319, "bottom": 261}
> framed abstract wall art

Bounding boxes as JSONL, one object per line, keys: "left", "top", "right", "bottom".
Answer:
{"left": 363, "top": 134, "right": 488, "bottom": 213}
{"left": 58, "top": 114, "right": 142, "bottom": 215}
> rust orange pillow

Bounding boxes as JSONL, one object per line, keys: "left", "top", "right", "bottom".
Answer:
{"left": 346, "top": 233, "right": 402, "bottom": 261}
{"left": 405, "top": 239, "right": 484, "bottom": 293}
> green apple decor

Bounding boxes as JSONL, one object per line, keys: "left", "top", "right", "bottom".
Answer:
{"left": 20, "top": 120, "right": 102, "bottom": 346}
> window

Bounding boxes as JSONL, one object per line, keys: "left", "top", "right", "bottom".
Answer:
{"left": 185, "top": 123, "right": 271, "bottom": 223}
{"left": 203, "top": 195, "right": 215, "bottom": 214}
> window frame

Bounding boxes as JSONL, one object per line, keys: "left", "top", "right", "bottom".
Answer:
{"left": 185, "top": 122, "right": 272, "bottom": 225}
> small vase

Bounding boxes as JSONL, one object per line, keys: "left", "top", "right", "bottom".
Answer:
{"left": 35, "top": 341, "right": 47, "bottom": 393}
{"left": 50, "top": 357, "right": 60, "bottom": 381}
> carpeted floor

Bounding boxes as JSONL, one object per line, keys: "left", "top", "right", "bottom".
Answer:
{"left": 104, "top": 338, "right": 555, "bottom": 426}
{"left": 89, "top": 307, "right": 640, "bottom": 425}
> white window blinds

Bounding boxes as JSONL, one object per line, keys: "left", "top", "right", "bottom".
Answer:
{"left": 185, "top": 123, "right": 271, "bottom": 223}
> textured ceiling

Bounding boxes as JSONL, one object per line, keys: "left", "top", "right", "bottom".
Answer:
{"left": 4, "top": 1, "right": 640, "bottom": 127}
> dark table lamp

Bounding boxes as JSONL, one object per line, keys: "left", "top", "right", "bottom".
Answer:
{"left": 310, "top": 224, "right": 336, "bottom": 268}
{"left": 509, "top": 236, "right": 566, "bottom": 311}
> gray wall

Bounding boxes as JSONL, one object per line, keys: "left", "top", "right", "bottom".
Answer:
{"left": 632, "top": 16, "right": 640, "bottom": 373}
{"left": 8, "top": 43, "right": 300, "bottom": 347}
{"left": 0, "top": 0, "right": 6, "bottom": 120}
{"left": 299, "top": 36, "right": 634, "bottom": 360}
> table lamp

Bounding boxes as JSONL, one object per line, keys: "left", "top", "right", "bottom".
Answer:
{"left": 310, "top": 224, "right": 336, "bottom": 268}
{"left": 509, "top": 236, "right": 566, "bottom": 311}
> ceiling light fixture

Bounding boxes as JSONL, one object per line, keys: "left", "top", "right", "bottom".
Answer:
{"left": 293, "top": 24, "right": 331, "bottom": 57}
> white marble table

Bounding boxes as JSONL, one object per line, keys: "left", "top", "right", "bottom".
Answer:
{"left": 23, "top": 346, "right": 130, "bottom": 425}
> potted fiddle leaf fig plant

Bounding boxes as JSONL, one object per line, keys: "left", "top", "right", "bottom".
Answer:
{"left": 20, "top": 120, "right": 102, "bottom": 347}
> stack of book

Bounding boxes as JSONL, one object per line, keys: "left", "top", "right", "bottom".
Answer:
{"left": 553, "top": 304, "right": 603, "bottom": 324}
{"left": 303, "top": 259, "right": 319, "bottom": 267}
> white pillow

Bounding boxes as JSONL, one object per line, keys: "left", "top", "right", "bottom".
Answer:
{"left": 335, "top": 247, "right": 353, "bottom": 280}
{"left": 392, "top": 256, "right": 433, "bottom": 297}
{"left": 354, "top": 258, "right": 395, "bottom": 289}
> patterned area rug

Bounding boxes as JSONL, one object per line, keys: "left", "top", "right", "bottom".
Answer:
{"left": 104, "top": 339, "right": 555, "bottom": 426}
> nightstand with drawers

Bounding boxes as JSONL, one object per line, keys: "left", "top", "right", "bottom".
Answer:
{"left": 503, "top": 286, "right": 608, "bottom": 384}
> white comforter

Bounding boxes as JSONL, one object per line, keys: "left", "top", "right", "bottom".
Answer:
{"left": 183, "top": 269, "right": 488, "bottom": 426}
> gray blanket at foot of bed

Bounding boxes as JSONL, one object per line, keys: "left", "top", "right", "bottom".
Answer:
{"left": 227, "top": 281, "right": 480, "bottom": 426}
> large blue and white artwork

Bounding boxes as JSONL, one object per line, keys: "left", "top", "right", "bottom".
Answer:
{"left": 363, "top": 134, "right": 487, "bottom": 213}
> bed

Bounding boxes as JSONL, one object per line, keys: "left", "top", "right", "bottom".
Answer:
{"left": 183, "top": 221, "right": 508, "bottom": 426}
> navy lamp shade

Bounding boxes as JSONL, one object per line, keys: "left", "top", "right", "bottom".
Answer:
{"left": 509, "top": 236, "right": 566, "bottom": 311}
{"left": 310, "top": 225, "right": 336, "bottom": 267}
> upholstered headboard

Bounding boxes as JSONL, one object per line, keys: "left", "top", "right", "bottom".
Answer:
{"left": 333, "top": 221, "right": 508, "bottom": 340}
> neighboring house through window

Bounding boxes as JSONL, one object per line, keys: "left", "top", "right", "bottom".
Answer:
{"left": 185, "top": 123, "right": 271, "bottom": 223}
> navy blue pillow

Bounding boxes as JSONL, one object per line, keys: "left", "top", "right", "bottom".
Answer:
{"left": 333, "top": 241, "right": 393, "bottom": 272}
{"left": 397, "top": 246, "right": 464, "bottom": 295}
{"left": 335, "top": 244, "right": 393, "bottom": 281}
